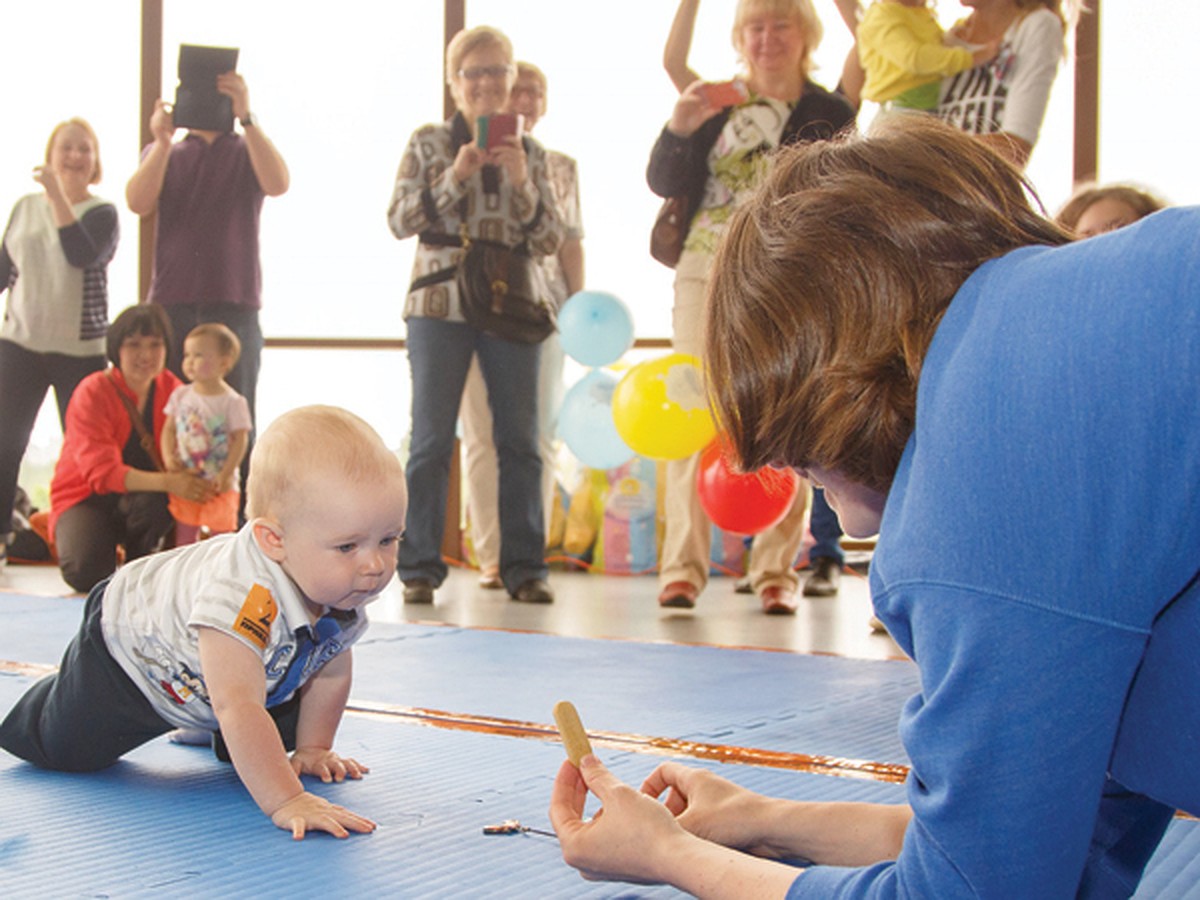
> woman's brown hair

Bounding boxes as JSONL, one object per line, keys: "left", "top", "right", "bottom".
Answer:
{"left": 106, "top": 303, "right": 173, "bottom": 367}
{"left": 704, "top": 114, "right": 1071, "bottom": 493}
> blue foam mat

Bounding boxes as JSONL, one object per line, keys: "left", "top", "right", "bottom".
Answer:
{"left": 1, "top": 594, "right": 1197, "bottom": 897}
{"left": 0, "top": 592, "right": 919, "bottom": 765}
{"left": 0, "top": 673, "right": 904, "bottom": 898}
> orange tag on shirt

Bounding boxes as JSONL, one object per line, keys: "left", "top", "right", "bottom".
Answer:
{"left": 233, "top": 583, "right": 278, "bottom": 650}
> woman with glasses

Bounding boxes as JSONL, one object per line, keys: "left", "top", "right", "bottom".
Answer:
{"left": 387, "top": 25, "right": 564, "bottom": 606}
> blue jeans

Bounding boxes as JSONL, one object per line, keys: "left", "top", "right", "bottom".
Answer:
{"left": 809, "top": 487, "right": 845, "bottom": 565}
{"left": 400, "top": 317, "right": 546, "bottom": 591}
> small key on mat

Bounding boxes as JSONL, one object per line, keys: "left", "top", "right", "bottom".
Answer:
{"left": 483, "top": 818, "right": 556, "bottom": 838}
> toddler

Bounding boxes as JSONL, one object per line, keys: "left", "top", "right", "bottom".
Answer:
{"left": 0, "top": 405, "right": 408, "bottom": 840}
{"left": 161, "top": 322, "right": 251, "bottom": 542}
{"left": 858, "top": 0, "right": 999, "bottom": 110}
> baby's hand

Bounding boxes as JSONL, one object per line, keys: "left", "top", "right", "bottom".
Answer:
{"left": 290, "top": 745, "right": 370, "bottom": 783}
{"left": 269, "top": 790, "right": 376, "bottom": 840}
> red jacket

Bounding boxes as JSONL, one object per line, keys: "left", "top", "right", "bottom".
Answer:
{"left": 49, "top": 366, "right": 182, "bottom": 539}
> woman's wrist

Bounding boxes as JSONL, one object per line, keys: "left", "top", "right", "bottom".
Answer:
{"left": 669, "top": 831, "right": 801, "bottom": 899}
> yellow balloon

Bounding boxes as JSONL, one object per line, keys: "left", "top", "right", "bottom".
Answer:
{"left": 611, "top": 353, "right": 716, "bottom": 460}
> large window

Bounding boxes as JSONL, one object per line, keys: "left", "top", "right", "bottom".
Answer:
{"left": 1097, "top": 4, "right": 1197, "bottom": 205}
{"left": 162, "top": 1, "right": 444, "bottom": 340}
{"left": 2, "top": 1, "right": 1196, "bottom": 498}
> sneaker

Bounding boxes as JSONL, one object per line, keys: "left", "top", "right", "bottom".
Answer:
{"left": 478, "top": 567, "right": 503, "bottom": 590}
{"left": 802, "top": 557, "right": 842, "bottom": 597}
{"left": 733, "top": 575, "right": 753, "bottom": 594}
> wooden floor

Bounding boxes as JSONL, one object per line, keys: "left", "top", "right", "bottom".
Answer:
{"left": 0, "top": 553, "right": 905, "bottom": 662}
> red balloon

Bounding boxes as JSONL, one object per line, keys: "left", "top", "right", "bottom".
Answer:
{"left": 696, "top": 441, "right": 800, "bottom": 535}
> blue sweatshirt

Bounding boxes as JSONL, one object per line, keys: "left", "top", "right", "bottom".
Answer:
{"left": 792, "top": 207, "right": 1200, "bottom": 897}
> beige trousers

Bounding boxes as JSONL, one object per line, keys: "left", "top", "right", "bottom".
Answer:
{"left": 660, "top": 250, "right": 809, "bottom": 594}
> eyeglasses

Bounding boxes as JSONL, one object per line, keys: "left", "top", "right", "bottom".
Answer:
{"left": 457, "top": 64, "right": 514, "bottom": 81}
{"left": 510, "top": 85, "right": 545, "bottom": 100}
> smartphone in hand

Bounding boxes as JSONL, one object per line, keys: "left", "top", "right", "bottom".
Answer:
{"left": 477, "top": 113, "right": 524, "bottom": 150}
{"left": 699, "top": 79, "right": 749, "bottom": 109}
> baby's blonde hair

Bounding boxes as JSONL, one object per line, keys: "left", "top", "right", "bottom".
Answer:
{"left": 247, "top": 405, "right": 404, "bottom": 523}
{"left": 185, "top": 322, "right": 241, "bottom": 367}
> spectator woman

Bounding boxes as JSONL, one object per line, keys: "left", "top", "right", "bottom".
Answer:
{"left": 50, "top": 304, "right": 212, "bottom": 592}
{"left": 0, "top": 118, "right": 118, "bottom": 568}
{"left": 387, "top": 26, "right": 564, "bottom": 605}
{"left": 650, "top": 0, "right": 856, "bottom": 613}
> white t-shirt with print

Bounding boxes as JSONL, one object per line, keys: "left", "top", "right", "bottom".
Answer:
{"left": 937, "top": 8, "right": 1064, "bottom": 147}
{"left": 100, "top": 525, "right": 369, "bottom": 729}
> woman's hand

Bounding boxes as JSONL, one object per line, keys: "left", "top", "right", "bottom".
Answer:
{"left": 488, "top": 135, "right": 528, "bottom": 188}
{"left": 667, "top": 79, "right": 725, "bottom": 138}
{"left": 451, "top": 142, "right": 488, "bottom": 187}
{"left": 642, "top": 762, "right": 778, "bottom": 856}
{"left": 32, "top": 165, "right": 66, "bottom": 203}
{"left": 168, "top": 471, "right": 217, "bottom": 504}
{"left": 550, "top": 755, "right": 699, "bottom": 885}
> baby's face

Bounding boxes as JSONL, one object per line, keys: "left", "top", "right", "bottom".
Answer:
{"left": 277, "top": 475, "right": 407, "bottom": 618}
{"left": 182, "top": 334, "right": 232, "bottom": 385}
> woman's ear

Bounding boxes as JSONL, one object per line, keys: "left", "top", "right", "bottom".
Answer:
{"left": 251, "top": 517, "right": 287, "bottom": 562}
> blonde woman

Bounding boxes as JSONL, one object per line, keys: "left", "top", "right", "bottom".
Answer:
{"left": 0, "top": 118, "right": 118, "bottom": 569}
{"left": 650, "top": 0, "right": 856, "bottom": 614}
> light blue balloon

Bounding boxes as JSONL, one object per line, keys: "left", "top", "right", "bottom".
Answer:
{"left": 558, "top": 370, "right": 635, "bottom": 470}
{"left": 557, "top": 290, "right": 635, "bottom": 368}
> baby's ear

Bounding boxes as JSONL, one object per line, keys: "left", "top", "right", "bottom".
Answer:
{"left": 251, "top": 517, "right": 287, "bottom": 562}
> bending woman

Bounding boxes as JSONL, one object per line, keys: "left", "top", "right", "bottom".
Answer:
{"left": 551, "top": 115, "right": 1200, "bottom": 897}
{"left": 50, "top": 304, "right": 213, "bottom": 592}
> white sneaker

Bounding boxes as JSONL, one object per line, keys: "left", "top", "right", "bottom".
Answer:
{"left": 168, "top": 727, "right": 211, "bottom": 746}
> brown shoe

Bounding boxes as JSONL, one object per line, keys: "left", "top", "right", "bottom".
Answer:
{"left": 403, "top": 580, "right": 435, "bottom": 604}
{"left": 658, "top": 580, "right": 699, "bottom": 609}
{"left": 759, "top": 585, "right": 798, "bottom": 615}
{"left": 802, "top": 557, "right": 842, "bottom": 597}
{"left": 512, "top": 578, "right": 555, "bottom": 604}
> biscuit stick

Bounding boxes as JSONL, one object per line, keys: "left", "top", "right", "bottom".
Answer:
{"left": 553, "top": 700, "right": 593, "bottom": 767}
